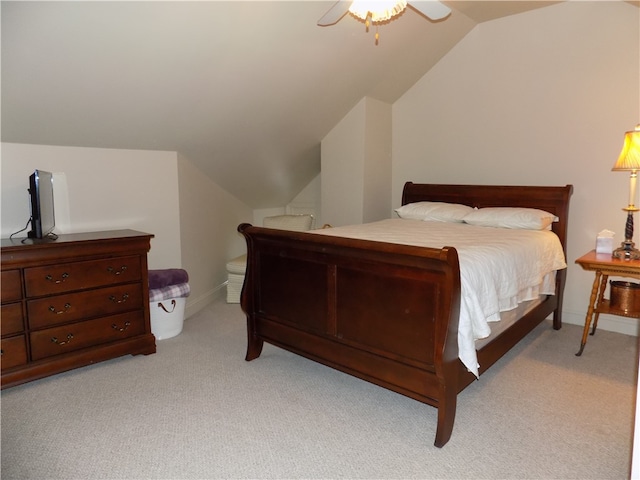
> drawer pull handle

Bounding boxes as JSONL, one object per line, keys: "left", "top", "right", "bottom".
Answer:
{"left": 45, "top": 272, "right": 69, "bottom": 284}
{"left": 109, "top": 293, "right": 130, "bottom": 304}
{"left": 158, "top": 300, "right": 177, "bottom": 313}
{"left": 107, "top": 265, "right": 128, "bottom": 276}
{"left": 49, "top": 303, "right": 71, "bottom": 315}
{"left": 111, "top": 321, "right": 131, "bottom": 332}
{"left": 51, "top": 333, "right": 73, "bottom": 346}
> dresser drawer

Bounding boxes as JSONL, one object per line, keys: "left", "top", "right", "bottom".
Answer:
{"left": 24, "top": 255, "right": 142, "bottom": 297}
{"left": 1, "top": 270, "right": 22, "bottom": 302}
{"left": 1, "top": 335, "right": 28, "bottom": 370}
{"left": 30, "top": 311, "right": 146, "bottom": 361}
{"left": 27, "top": 283, "right": 144, "bottom": 330}
{"left": 1, "top": 303, "right": 24, "bottom": 336}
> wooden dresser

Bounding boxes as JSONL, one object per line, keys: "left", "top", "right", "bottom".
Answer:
{"left": 1, "top": 230, "right": 156, "bottom": 389}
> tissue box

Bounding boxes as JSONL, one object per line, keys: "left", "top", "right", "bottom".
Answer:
{"left": 596, "top": 230, "right": 615, "bottom": 254}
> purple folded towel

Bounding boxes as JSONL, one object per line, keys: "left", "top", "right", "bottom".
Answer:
{"left": 149, "top": 269, "right": 189, "bottom": 290}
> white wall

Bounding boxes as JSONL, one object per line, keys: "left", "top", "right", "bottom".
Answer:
{"left": 248, "top": 176, "right": 321, "bottom": 234}
{"left": 176, "top": 154, "right": 252, "bottom": 317}
{"left": 321, "top": 97, "right": 392, "bottom": 226}
{"left": 363, "top": 98, "right": 392, "bottom": 223}
{"left": 322, "top": 98, "right": 366, "bottom": 227}
{"left": 287, "top": 174, "right": 321, "bottom": 227}
{"left": 1, "top": 143, "right": 181, "bottom": 269}
{"left": 393, "top": 1, "right": 640, "bottom": 335}
{"left": 0, "top": 143, "right": 255, "bottom": 319}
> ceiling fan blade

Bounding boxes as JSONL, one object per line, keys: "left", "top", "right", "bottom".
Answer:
{"left": 408, "top": 0, "right": 452, "bottom": 21}
{"left": 317, "top": 0, "right": 353, "bottom": 26}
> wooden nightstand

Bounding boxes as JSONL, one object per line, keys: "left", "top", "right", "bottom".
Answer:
{"left": 575, "top": 250, "right": 640, "bottom": 356}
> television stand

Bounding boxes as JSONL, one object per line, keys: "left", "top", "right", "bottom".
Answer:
{"left": 1, "top": 230, "right": 156, "bottom": 388}
{"left": 27, "top": 231, "right": 58, "bottom": 240}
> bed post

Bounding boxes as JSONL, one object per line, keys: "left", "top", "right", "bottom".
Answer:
{"left": 238, "top": 223, "right": 264, "bottom": 361}
{"left": 552, "top": 269, "right": 567, "bottom": 330}
{"left": 434, "top": 247, "right": 461, "bottom": 448}
{"left": 435, "top": 386, "right": 457, "bottom": 448}
{"left": 550, "top": 185, "right": 573, "bottom": 330}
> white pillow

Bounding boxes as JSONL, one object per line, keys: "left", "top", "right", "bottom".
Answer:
{"left": 462, "top": 207, "right": 558, "bottom": 230}
{"left": 395, "top": 202, "right": 474, "bottom": 223}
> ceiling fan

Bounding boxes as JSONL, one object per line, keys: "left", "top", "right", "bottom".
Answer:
{"left": 317, "top": 0, "right": 452, "bottom": 27}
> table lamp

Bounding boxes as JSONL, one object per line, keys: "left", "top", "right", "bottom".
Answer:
{"left": 612, "top": 124, "right": 640, "bottom": 260}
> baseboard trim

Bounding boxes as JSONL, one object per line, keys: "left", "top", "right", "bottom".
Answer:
{"left": 184, "top": 283, "right": 227, "bottom": 320}
{"left": 562, "top": 309, "right": 639, "bottom": 337}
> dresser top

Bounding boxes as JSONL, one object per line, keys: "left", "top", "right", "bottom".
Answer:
{"left": 1, "top": 231, "right": 154, "bottom": 268}
{"left": 1, "top": 230, "right": 153, "bottom": 250}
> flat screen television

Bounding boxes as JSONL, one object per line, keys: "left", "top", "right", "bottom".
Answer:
{"left": 28, "top": 169, "right": 56, "bottom": 239}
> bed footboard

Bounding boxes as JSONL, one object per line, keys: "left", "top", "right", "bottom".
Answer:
{"left": 238, "top": 224, "right": 461, "bottom": 447}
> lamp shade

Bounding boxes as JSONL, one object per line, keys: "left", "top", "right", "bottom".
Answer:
{"left": 612, "top": 124, "right": 640, "bottom": 171}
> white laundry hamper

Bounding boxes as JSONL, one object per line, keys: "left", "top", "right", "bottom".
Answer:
{"left": 148, "top": 269, "right": 190, "bottom": 340}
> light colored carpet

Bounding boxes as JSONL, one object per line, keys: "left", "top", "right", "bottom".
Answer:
{"left": 1, "top": 298, "right": 637, "bottom": 479}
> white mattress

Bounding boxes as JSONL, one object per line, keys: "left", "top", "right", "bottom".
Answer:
{"left": 312, "top": 219, "right": 567, "bottom": 377}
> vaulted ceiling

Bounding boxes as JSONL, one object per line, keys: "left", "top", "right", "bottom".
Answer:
{"left": 2, "top": 1, "right": 563, "bottom": 208}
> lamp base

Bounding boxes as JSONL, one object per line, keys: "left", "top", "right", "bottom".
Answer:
{"left": 613, "top": 240, "right": 640, "bottom": 260}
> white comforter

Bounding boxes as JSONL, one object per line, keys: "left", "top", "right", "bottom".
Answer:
{"left": 312, "top": 219, "right": 567, "bottom": 377}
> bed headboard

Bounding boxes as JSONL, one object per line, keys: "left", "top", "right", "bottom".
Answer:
{"left": 401, "top": 182, "right": 574, "bottom": 253}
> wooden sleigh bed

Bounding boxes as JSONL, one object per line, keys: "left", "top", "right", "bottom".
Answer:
{"left": 238, "top": 182, "right": 573, "bottom": 447}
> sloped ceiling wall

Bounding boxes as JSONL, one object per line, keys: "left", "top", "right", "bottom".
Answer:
{"left": 2, "top": 1, "right": 566, "bottom": 208}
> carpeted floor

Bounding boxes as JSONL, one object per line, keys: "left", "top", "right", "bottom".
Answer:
{"left": 1, "top": 298, "right": 637, "bottom": 479}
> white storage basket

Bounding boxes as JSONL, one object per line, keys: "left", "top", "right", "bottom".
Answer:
{"left": 150, "top": 296, "right": 187, "bottom": 340}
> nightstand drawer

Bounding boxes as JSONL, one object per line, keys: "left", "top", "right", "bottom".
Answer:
{"left": 27, "top": 283, "right": 144, "bottom": 330}
{"left": 1, "top": 270, "right": 22, "bottom": 302}
{"left": 1, "top": 303, "right": 24, "bottom": 336}
{"left": 30, "top": 311, "right": 146, "bottom": 361}
{"left": 1, "top": 336, "right": 28, "bottom": 370}
{"left": 24, "top": 255, "right": 142, "bottom": 297}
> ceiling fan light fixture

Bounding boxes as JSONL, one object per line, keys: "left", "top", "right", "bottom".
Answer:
{"left": 348, "top": 0, "right": 408, "bottom": 23}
